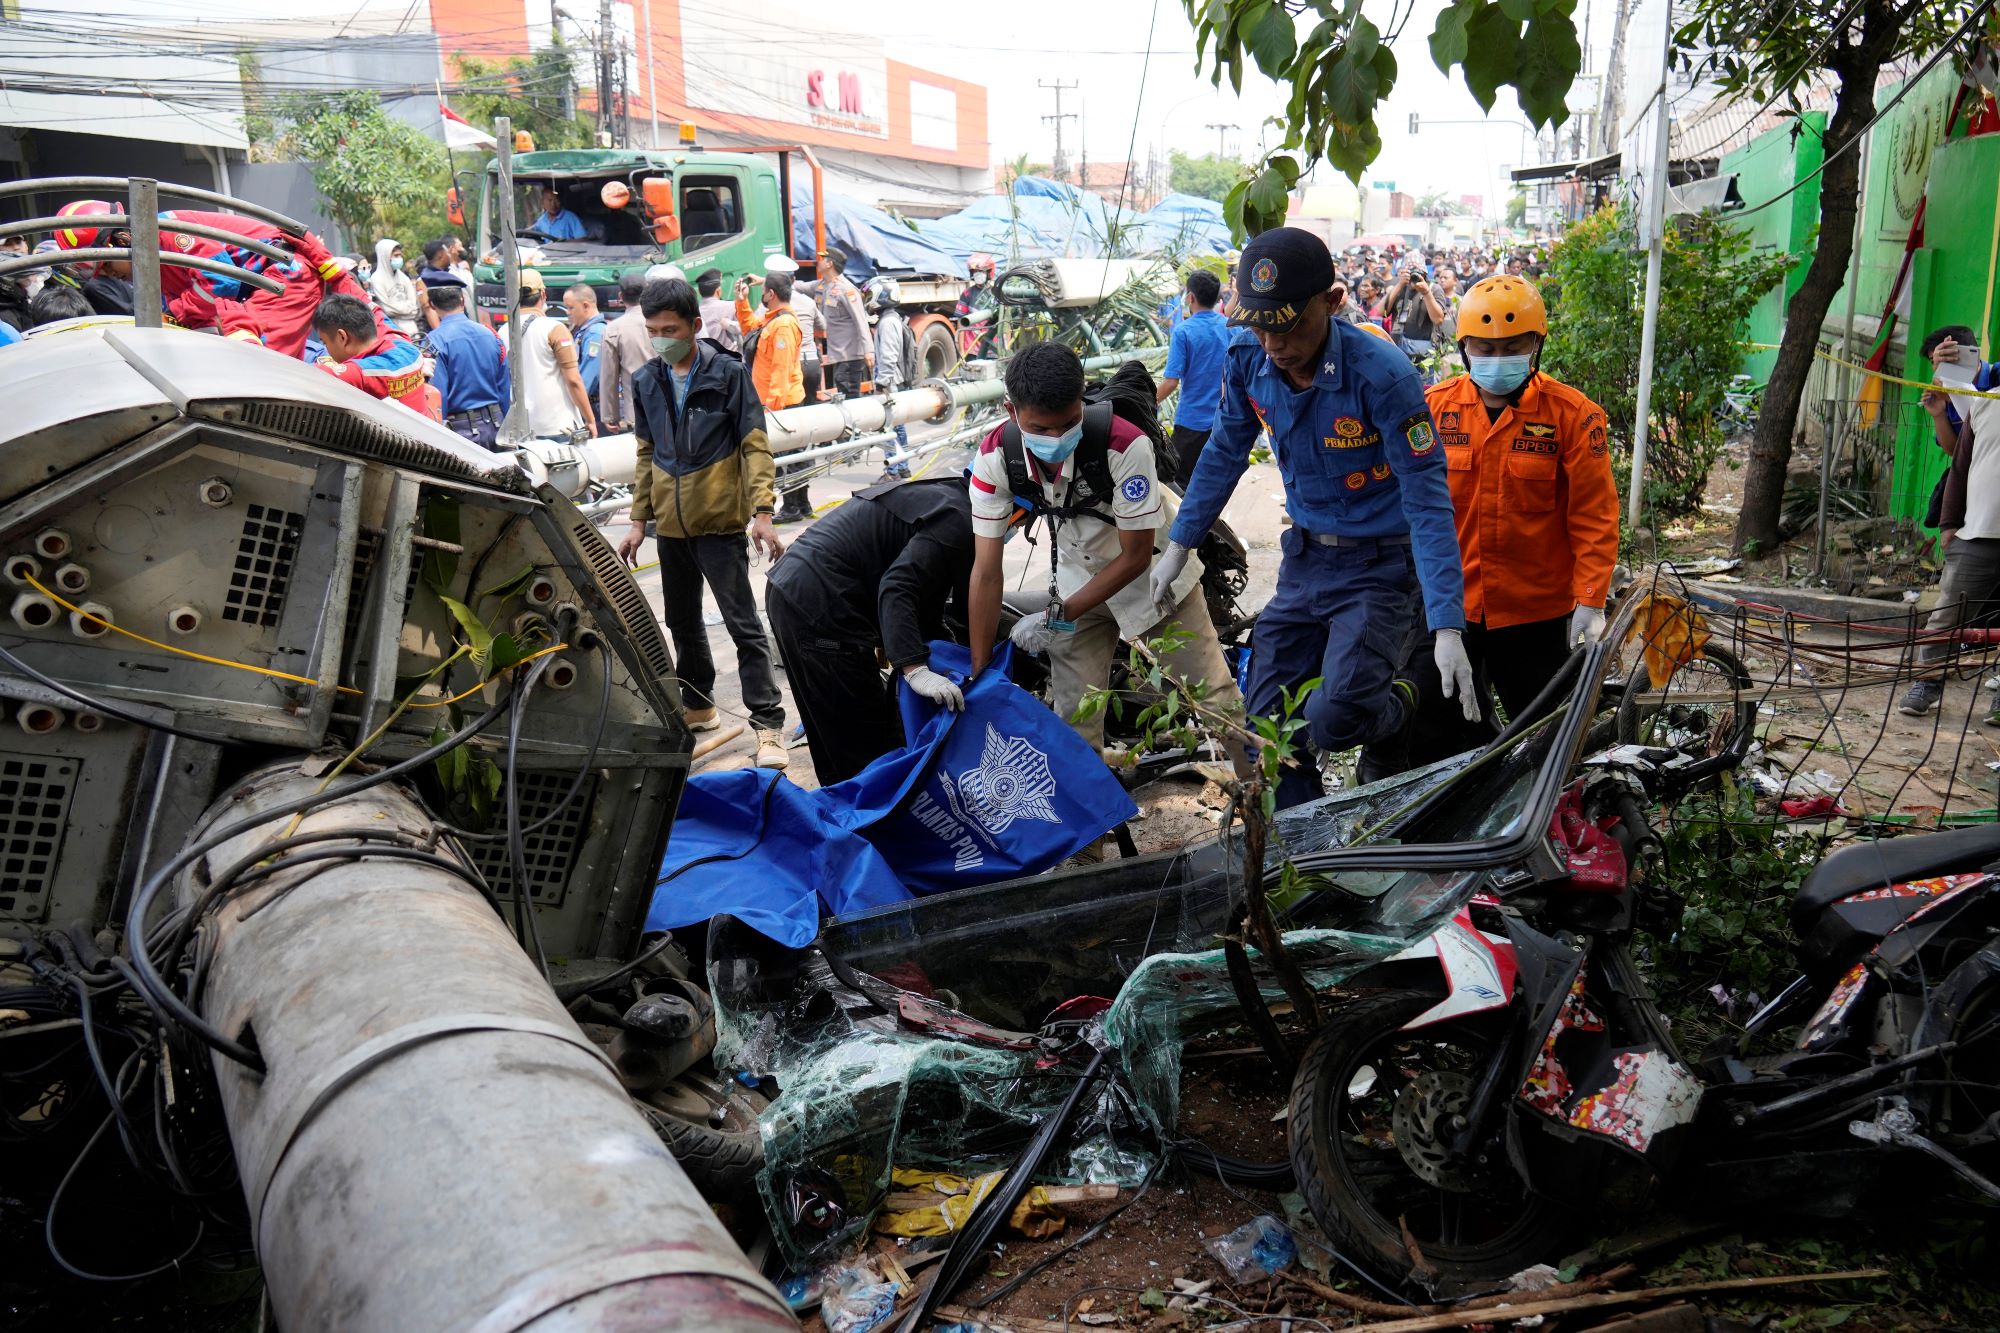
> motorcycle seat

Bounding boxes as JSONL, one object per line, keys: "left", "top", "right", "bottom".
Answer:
{"left": 1789, "top": 823, "right": 2000, "bottom": 934}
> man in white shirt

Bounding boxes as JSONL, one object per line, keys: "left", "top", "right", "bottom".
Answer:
{"left": 965, "top": 342, "right": 1238, "bottom": 760}
{"left": 512, "top": 268, "right": 596, "bottom": 440}
{"left": 1904, "top": 328, "right": 2000, "bottom": 717}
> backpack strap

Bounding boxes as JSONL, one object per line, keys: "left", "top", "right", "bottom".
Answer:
{"left": 998, "top": 401, "right": 1117, "bottom": 524}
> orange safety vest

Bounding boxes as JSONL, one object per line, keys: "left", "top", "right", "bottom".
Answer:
{"left": 1426, "top": 371, "right": 1619, "bottom": 630}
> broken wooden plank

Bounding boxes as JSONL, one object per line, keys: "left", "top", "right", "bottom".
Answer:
{"left": 1332, "top": 1268, "right": 1890, "bottom": 1332}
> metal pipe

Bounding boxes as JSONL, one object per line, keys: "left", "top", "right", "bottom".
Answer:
{"left": 498, "top": 116, "right": 528, "bottom": 447}
{"left": 0, "top": 214, "right": 296, "bottom": 266}
{"left": 0, "top": 175, "right": 309, "bottom": 236}
{"left": 129, "top": 178, "right": 163, "bottom": 331}
{"left": 0, "top": 248, "right": 285, "bottom": 294}
{"left": 510, "top": 349, "right": 1161, "bottom": 497}
{"left": 179, "top": 765, "right": 792, "bottom": 1332}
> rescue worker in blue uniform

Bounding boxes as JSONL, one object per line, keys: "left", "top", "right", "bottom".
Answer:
{"left": 1152, "top": 227, "right": 1478, "bottom": 807}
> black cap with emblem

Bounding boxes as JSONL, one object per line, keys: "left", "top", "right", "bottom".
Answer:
{"left": 1227, "top": 226, "right": 1336, "bottom": 334}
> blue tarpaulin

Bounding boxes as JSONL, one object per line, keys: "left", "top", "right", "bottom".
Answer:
{"left": 786, "top": 180, "right": 968, "bottom": 281}
{"left": 646, "top": 643, "right": 1139, "bottom": 945}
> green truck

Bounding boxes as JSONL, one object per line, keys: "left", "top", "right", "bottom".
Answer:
{"left": 469, "top": 143, "right": 965, "bottom": 379}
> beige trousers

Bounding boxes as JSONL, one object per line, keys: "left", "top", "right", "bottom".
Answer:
{"left": 1046, "top": 585, "right": 1242, "bottom": 752}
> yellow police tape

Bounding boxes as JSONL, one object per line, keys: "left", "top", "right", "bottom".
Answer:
{"left": 1746, "top": 341, "right": 2000, "bottom": 402}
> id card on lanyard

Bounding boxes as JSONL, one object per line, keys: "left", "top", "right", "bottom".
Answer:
{"left": 1034, "top": 454, "right": 1078, "bottom": 633}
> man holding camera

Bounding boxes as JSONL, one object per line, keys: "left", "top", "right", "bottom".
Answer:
{"left": 1385, "top": 258, "right": 1448, "bottom": 380}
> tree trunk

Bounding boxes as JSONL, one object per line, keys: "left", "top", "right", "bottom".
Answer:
{"left": 1733, "top": 38, "right": 1889, "bottom": 552}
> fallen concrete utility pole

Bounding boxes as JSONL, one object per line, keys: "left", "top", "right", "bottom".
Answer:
{"left": 181, "top": 764, "right": 794, "bottom": 1333}
{"left": 510, "top": 348, "right": 1165, "bottom": 499}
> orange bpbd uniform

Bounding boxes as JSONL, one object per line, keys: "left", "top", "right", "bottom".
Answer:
{"left": 1425, "top": 373, "right": 1618, "bottom": 630}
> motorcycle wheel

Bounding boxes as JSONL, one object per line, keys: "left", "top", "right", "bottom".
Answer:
{"left": 1613, "top": 642, "right": 1755, "bottom": 755}
{"left": 1288, "top": 990, "right": 1566, "bottom": 1292}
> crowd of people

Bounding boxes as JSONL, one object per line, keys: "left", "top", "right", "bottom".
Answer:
{"left": 603, "top": 226, "right": 1616, "bottom": 822}
{"left": 1, "top": 198, "right": 1616, "bottom": 820}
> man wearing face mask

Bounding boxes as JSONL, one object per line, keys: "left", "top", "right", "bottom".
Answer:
{"left": 1153, "top": 227, "right": 1472, "bottom": 808}
{"left": 966, "top": 343, "right": 1238, "bottom": 763}
{"left": 616, "top": 277, "right": 790, "bottom": 769}
{"left": 1379, "top": 275, "right": 1616, "bottom": 766}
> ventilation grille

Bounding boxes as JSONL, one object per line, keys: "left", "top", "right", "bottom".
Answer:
{"left": 0, "top": 756, "right": 75, "bottom": 922}
{"left": 570, "top": 519, "right": 673, "bottom": 679}
{"left": 227, "top": 401, "right": 526, "bottom": 491}
{"left": 464, "top": 769, "right": 594, "bottom": 907}
{"left": 222, "top": 503, "right": 304, "bottom": 627}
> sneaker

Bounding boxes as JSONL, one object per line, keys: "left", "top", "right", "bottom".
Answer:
{"left": 755, "top": 728, "right": 791, "bottom": 770}
{"left": 1898, "top": 679, "right": 1944, "bottom": 716}
{"left": 773, "top": 507, "right": 812, "bottom": 526}
{"left": 683, "top": 706, "right": 720, "bottom": 732}
{"left": 1986, "top": 673, "right": 2000, "bottom": 692}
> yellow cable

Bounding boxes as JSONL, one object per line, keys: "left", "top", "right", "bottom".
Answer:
{"left": 23, "top": 572, "right": 566, "bottom": 710}
{"left": 406, "top": 642, "right": 568, "bottom": 708}
{"left": 24, "top": 573, "right": 360, "bottom": 695}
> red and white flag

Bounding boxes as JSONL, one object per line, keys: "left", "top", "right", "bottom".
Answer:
{"left": 438, "top": 101, "right": 497, "bottom": 151}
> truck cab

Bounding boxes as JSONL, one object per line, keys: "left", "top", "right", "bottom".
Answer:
{"left": 473, "top": 148, "right": 793, "bottom": 325}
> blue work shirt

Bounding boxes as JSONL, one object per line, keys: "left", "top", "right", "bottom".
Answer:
{"left": 535, "top": 208, "right": 587, "bottom": 240}
{"left": 573, "top": 312, "right": 606, "bottom": 408}
{"left": 1164, "top": 308, "right": 1229, "bottom": 431}
{"left": 1171, "top": 319, "right": 1467, "bottom": 631}
{"left": 423, "top": 312, "right": 511, "bottom": 416}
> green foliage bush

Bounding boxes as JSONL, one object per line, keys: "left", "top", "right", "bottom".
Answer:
{"left": 1542, "top": 206, "right": 1792, "bottom": 521}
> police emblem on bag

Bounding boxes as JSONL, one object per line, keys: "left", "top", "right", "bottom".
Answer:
{"left": 947, "top": 725, "right": 1061, "bottom": 835}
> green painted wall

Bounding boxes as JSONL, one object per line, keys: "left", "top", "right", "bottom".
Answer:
{"left": 1721, "top": 111, "right": 1824, "bottom": 384}
{"left": 1892, "top": 136, "right": 2000, "bottom": 523}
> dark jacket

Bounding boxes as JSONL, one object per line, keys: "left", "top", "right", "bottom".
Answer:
{"left": 630, "top": 340, "right": 775, "bottom": 539}
{"left": 764, "top": 477, "right": 973, "bottom": 667}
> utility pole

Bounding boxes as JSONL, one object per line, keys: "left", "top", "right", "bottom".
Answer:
{"left": 1039, "top": 79, "right": 1078, "bottom": 181}
{"left": 1597, "top": 0, "right": 1635, "bottom": 157}
{"left": 596, "top": 0, "right": 615, "bottom": 148}
{"left": 1625, "top": 5, "right": 1674, "bottom": 530}
{"left": 639, "top": 0, "right": 660, "bottom": 148}
{"left": 1205, "top": 122, "right": 1239, "bottom": 160}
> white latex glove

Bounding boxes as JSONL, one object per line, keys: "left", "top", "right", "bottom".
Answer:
{"left": 1569, "top": 604, "right": 1607, "bottom": 646}
{"left": 1149, "top": 541, "right": 1192, "bottom": 614}
{"left": 1434, "top": 628, "right": 1480, "bottom": 723}
{"left": 902, "top": 664, "right": 964, "bottom": 711}
{"left": 1010, "top": 609, "right": 1057, "bottom": 657}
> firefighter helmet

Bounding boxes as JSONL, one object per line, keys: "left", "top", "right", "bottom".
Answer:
{"left": 54, "top": 199, "right": 117, "bottom": 251}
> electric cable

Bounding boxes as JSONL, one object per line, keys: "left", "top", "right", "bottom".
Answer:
{"left": 0, "top": 640, "right": 220, "bottom": 744}
{"left": 43, "top": 1110, "right": 207, "bottom": 1283}
{"left": 122, "top": 684, "right": 518, "bottom": 1073}
{"left": 440, "top": 635, "right": 611, "bottom": 844}
{"left": 504, "top": 655, "right": 556, "bottom": 979}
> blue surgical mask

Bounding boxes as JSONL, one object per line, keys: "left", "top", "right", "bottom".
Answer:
{"left": 1467, "top": 353, "right": 1534, "bottom": 395}
{"left": 1022, "top": 420, "right": 1084, "bottom": 463}
{"left": 390, "top": 255, "right": 405, "bottom": 271}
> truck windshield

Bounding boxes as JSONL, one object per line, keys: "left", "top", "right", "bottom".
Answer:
{"left": 498, "top": 174, "right": 654, "bottom": 250}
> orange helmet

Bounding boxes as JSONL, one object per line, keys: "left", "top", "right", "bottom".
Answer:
{"left": 1355, "top": 320, "right": 1395, "bottom": 344}
{"left": 54, "top": 199, "right": 117, "bottom": 250}
{"left": 1457, "top": 275, "right": 1547, "bottom": 339}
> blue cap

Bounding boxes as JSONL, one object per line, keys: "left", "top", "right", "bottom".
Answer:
{"left": 1228, "top": 227, "right": 1336, "bottom": 334}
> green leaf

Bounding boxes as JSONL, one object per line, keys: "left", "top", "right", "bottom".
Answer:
{"left": 1346, "top": 13, "right": 1378, "bottom": 65}
{"left": 1459, "top": 2, "right": 1522, "bottom": 111}
{"left": 1428, "top": 0, "right": 1474, "bottom": 68}
{"left": 1243, "top": 3, "right": 1297, "bottom": 79}
{"left": 437, "top": 592, "right": 495, "bottom": 667}
{"left": 1223, "top": 178, "right": 1251, "bottom": 241}
{"left": 1247, "top": 166, "right": 1289, "bottom": 221}
{"left": 1139, "top": 1287, "right": 1168, "bottom": 1310}
{"left": 475, "top": 563, "right": 539, "bottom": 602}
{"left": 1517, "top": 14, "right": 1582, "bottom": 128}
{"left": 488, "top": 632, "right": 523, "bottom": 673}
{"left": 1499, "top": 0, "right": 1535, "bottom": 20}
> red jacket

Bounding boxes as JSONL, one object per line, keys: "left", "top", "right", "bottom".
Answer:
{"left": 317, "top": 332, "right": 438, "bottom": 421}
{"left": 158, "top": 213, "right": 374, "bottom": 359}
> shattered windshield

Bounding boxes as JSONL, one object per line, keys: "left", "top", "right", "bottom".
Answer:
{"left": 711, "top": 639, "right": 1606, "bottom": 1268}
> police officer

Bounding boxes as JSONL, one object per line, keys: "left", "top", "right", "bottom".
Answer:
{"left": 1152, "top": 227, "right": 1475, "bottom": 808}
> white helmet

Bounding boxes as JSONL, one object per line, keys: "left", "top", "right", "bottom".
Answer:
{"left": 644, "top": 262, "right": 685, "bottom": 283}
{"left": 864, "top": 276, "right": 900, "bottom": 310}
